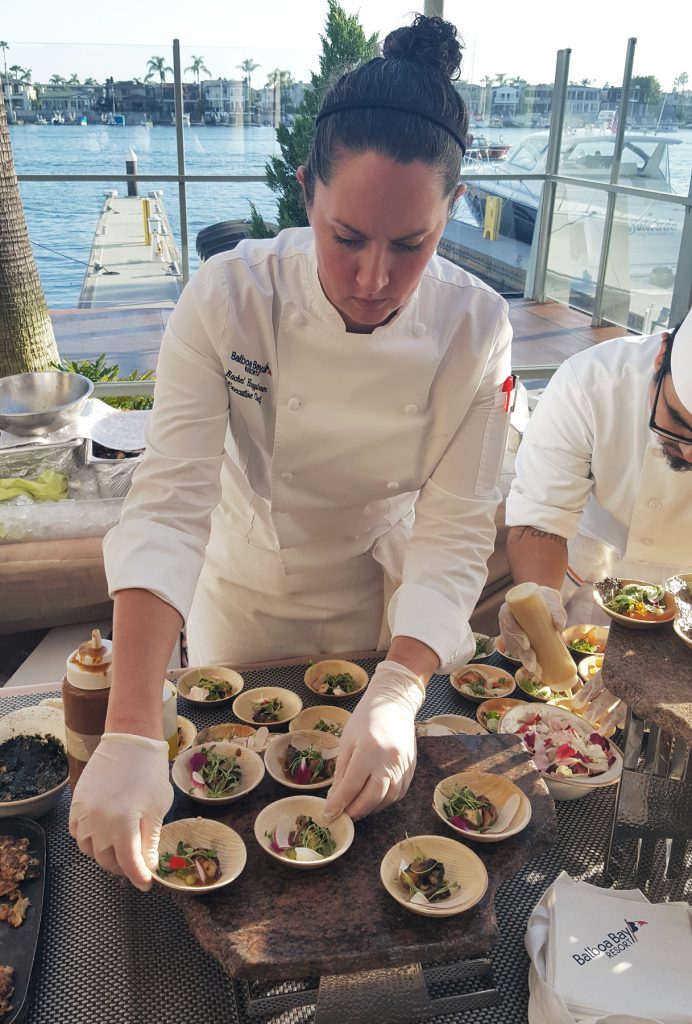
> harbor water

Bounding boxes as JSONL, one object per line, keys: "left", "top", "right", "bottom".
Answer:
{"left": 9, "top": 123, "right": 692, "bottom": 309}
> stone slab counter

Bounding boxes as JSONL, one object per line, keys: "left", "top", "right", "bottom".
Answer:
{"left": 170, "top": 734, "right": 556, "bottom": 982}
{"left": 602, "top": 622, "right": 692, "bottom": 745}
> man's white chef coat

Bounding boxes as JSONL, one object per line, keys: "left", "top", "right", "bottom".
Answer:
{"left": 104, "top": 228, "right": 512, "bottom": 669}
{"left": 506, "top": 332, "right": 692, "bottom": 584}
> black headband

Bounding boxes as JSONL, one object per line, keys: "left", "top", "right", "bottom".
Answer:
{"left": 315, "top": 98, "right": 466, "bottom": 156}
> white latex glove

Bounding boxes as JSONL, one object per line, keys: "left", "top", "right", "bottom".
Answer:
{"left": 69, "top": 733, "right": 173, "bottom": 891}
{"left": 571, "top": 670, "right": 626, "bottom": 736}
{"left": 498, "top": 585, "right": 567, "bottom": 677}
{"left": 323, "top": 660, "right": 425, "bottom": 822}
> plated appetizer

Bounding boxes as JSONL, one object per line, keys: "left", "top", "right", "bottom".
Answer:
{"left": 514, "top": 667, "right": 553, "bottom": 702}
{"left": 157, "top": 841, "right": 222, "bottom": 887}
{"left": 254, "top": 795, "right": 354, "bottom": 869}
{"left": 562, "top": 625, "right": 608, "bottom": 657}
{"left": 442, "top": 785, "right": 498, "bottom": 833}
{"left": 153, "top": 818, "right": 246, "bottom": 894}
{"left": 233, "top": 687, "right": 303, "bottom": 728}
{"left": 304, "top": 660, "right": 369, "bottom": 699}
{"left": 471, "top": 633, "right": 496, "bottom": 660}
{"left": 265, "top": 731, "right": 339, "bottom": 790}
{"left": 433, "top": 770, "right": 531, "bottom": 843}
{"left": 171, "top": 741, "right": 265, "bottom": 804}
{"left": 176, "top": 666, "right": 243, "bottom": 705}
{"left": 594, "top": 578, "right": 676, "bottom": 628}
{"left": 289, "top": 705, "right": 351, "bottom": 738}
{"left": 380, "top": 835, "right": 488, "bottom": 917}
{"left": 423, "top": 714, "right": 486, "bottom": 736}
{"left": 577, "top": 655, "right": 604, "bottom": 683}
{"left": 451, "top": 665, "right": 516, "bottom": 702}
{"left": 476, "top": 698, "right": 525, "bottom": 733}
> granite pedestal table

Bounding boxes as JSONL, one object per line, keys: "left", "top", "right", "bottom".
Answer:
{"left": 170, "top": 733, "right": 557, "bottom": 1023}
{"left": 601, "top": 621, "right": 692, "bottom": 887}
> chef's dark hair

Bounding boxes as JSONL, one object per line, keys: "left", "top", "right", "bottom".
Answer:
{"left": 303, "top": 14, "right": 468, "bottom": 207}
{"left": 653, "top": 324, "right": 678, "bottom": 384}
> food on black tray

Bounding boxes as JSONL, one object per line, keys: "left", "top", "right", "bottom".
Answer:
{"left": 0, "top": 735, "right": 68, "bottom": 802}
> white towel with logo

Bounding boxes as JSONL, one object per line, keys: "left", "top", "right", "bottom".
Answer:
{"left": 526, "top": 872, "right": 692, "bottom": 1024}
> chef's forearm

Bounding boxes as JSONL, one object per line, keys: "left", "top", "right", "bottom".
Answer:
{"left": 506, "top": 525, "right": 568, "bottom": 590}
{"left": 105, "top": 588, "right": 183, "bottom": 738}
{"left": 388, "top": 635, "right": 439, "bottom": 685}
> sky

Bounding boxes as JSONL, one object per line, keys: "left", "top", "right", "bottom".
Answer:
{"left": 0, "top": 0, "right": 688, "bottom": 92}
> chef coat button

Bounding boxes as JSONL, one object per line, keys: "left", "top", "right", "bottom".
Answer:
{"left": 449, "top": 649, "right": 458, "bottom": 660}
{"left": 280, "top": 471, "right": 294, "bottom": 482}
{"left": 404, "top": 404, "right": 418, "bottom": 416}
{"left": 289, "top": 309, "right": 306, "bottom": 325}
{"left": 640, "top": 537, "right": 654, "bottom": 546}
{"left": 287, "top": 397, "right": 301, "bottom": 411}
{"left": 413, "top": 323, "right": 426, "bottom": 337}
{"left": 386, "top": 481, "right": 399, "bottom": 491}
{"left": 364, "top": 501, "right": 378, "bottom": 515}
{"left": 647, "top": 498, "right": 662, "bottom": 511}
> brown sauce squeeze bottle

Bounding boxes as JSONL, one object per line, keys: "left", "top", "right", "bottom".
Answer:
{"left": 62, "top": 628, "right": 112, "bottom": 789}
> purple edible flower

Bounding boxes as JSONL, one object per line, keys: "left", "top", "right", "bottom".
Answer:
{"left": 449, "top": 815, "right": 470, "bottom": 831}
{"left": 190, "top": 751, "right": 208, "bottom": 771}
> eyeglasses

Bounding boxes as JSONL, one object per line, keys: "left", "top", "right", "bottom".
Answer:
{"left": 649, "top": 372, "right": 692, "bottom": 447}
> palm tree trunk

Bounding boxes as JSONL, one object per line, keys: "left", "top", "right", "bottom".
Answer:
{"left": 0, "top": 87, "right": 59, "bottom": 376}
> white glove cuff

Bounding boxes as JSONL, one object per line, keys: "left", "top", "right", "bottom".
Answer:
{"left": 373, "top": 660, "right": 427, "bottom": 714}
{"left": 102, "top": 732, "right": 170, "bottom": 755}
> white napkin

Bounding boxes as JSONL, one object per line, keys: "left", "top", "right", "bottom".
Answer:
{"left": 527, "top": 871, "right": 692, "bottom": 1024}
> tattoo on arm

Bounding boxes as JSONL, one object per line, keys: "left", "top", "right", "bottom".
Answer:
{"left": 508, "top": 526, "right": 568, "bottom": 549}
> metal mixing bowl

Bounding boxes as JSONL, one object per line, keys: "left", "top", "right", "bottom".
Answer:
{"left": 0, "top": 371, "right": 94, "bottom": 436}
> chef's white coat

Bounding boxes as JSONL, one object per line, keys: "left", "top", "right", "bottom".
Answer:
{"left": 103, "top": 228, "right": 512, "bottom": 668}
{"left": 506, "top": 332, "right": 692, "bottom": 615}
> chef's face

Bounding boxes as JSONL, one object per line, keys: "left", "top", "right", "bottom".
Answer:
{"left": 298, "top": 150, "right": 462, "bottom": 333}
{"left": 650, "top": 340, "right": 692, "bottom": 471}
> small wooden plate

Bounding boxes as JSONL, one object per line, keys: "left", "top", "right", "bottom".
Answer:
{"left": 380, "top": 834, "right": 488, "bottom": 917}
{"left": 303, "top": 660, "right": 369, "bottom": 699}
{"left": 432, "top": 770, "right": 531, "bottom": 843}
{"left": 422, "top": 714, "right": 486, "bottom": 736}
{"left": 153, "top": 817, "right": 246, "bottom": 893}
{"left": 232, "top": 686, "right": 303, "bottom": 727}
{"left": 171, "top": 742, "right": 265, "bottom": 804}
{"left": 289, "top": 705, "right": 351, "bottom": 737}
{"left": 264, "top": 730, "right": 339, "bottom": 791}
{"left": 254, "top": 795, "right": 354, "bottom": 869}
{"left": 176, "top": 665, "right": 244, "bottom": 705}
{"left": 450, "top": 665, "right": 516, "bottom": 703}
{"left": 194, "top": 722, "right": 256, "bottom": 747}
{"left": 175, "top": 716, "right": 197, "bottom": 757}
{"left": 476, "top": 698, "right": 527, "bottom": 733}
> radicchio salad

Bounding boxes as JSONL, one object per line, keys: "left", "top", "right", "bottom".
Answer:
{"left": 505, "top": 709, "right": 616, "bottom": 779}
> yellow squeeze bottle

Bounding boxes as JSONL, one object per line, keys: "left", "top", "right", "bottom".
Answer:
{"left": 505, "top": 582, "right": 578, "bottom": 692}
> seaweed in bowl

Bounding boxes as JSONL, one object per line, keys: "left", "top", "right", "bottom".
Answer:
{"left": 0, "top": 735, "right": 68, "bottom": 804}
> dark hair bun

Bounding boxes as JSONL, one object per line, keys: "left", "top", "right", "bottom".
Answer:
{"left": 383, "top": 14, "right": 463, "bottom": 80}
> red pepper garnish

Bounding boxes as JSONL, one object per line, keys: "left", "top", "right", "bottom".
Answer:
{"left": 167, "top": 855, "right": 192, "bottom": 870}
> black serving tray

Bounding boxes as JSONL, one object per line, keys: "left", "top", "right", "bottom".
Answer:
{"left": 0, "top": 817, "right": 46, "bottom": 1024}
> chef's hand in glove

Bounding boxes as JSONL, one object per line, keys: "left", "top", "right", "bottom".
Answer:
{"left": 69, "top": 733, "right": 173, "bottom": 891}
{"left": 498, "top": 585, "right": 567, "bottom": 677}
{"left": 323, "top": 660, "right": 426, "bottom": 822}
{"left": 571, "top": 670, "right": 626, "bottom": 737}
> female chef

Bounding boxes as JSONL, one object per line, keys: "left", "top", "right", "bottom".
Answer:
{"left": 70, "top": 13, "right": 513, "bottom": 889}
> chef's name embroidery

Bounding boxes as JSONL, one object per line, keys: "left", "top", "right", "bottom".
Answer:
{"left": 571, "top": 919, "right": 647, "bottom": 966}
{"left": 225, "top": 352, "right": 272, "bottom": 405}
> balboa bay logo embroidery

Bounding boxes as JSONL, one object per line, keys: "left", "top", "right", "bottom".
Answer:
{"left": 572, "top": 919, "right": 648, "bottom": 966}
{"left": 225, "top": 350, "right": 272, "bottom": 406}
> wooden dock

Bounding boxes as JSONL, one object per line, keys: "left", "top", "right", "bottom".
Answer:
{"left": 78, "top": 192, "right": 183, "bottom": 308}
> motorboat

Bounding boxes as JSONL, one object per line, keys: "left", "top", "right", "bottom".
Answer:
{"left": 466, "top": 133, "right": 512, "bottom": 161}
{"left": 50, "top": 112, "right": 65, "bottom": 125}
{"left": 449, "top": 131, "right": 683, "bottom": 330}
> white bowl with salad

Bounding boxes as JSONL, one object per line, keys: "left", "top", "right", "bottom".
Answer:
{"left": 476, "top": 697, "right": 526, "bottom": 733}
{"left": 514, "top": 667, "right": 555, "bottom": 703}
{"left": 499, "top": 704, "right": 623, "bottom": 800}
{"left": 153, "top": 817, "right": 246, "bottom": 893}
{"left": 561, "top": 624, "right": 609, "bottom": 660}
{"left": 303, "top": 659, "right": 369, "bottom": 699}
{"left": 470, "top": 633, "right": 497, "bottom": 660}
{"left": 450, "top": 665, "right": 516, "bottom": 702}
{"left": 171, "top": 741, "right": 265, "bottom": 804}
{"left": 432, "top": 770, "right": 531, "bottom": 843}
{"left": 593, "top": 579, "right": 677, "bottom": 629}
{"left": 265, "top": 730, "right": 339, "bottom": 790}
{"left": 176, "top": 665, "right": 244, "bottom": 705}
{"left": 254, "top": 795, "right": 354, "bottom": 869}
{"left": 288, "top": 705, "right": 350, "bottom": 737}
{"left": 232, "top": 686, "right": 303, "bottom": 727}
